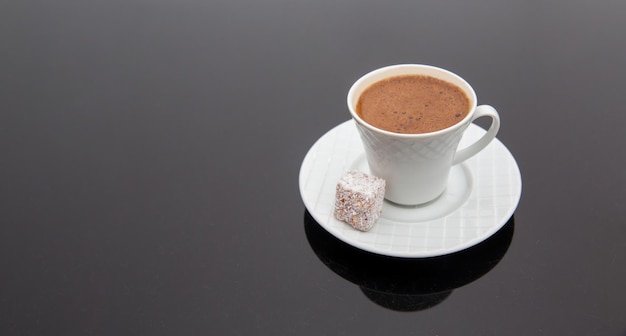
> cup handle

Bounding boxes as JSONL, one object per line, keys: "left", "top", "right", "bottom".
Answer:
{"left": 452, "top": 105, "right": 500, "bottom": 165}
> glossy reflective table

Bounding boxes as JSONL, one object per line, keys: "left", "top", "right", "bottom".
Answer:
{"left": 1, "top": 1, "right": 625, "bottom": 335}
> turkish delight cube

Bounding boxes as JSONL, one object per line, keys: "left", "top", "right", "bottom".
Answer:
{"left": 334, "top": 170, "right": 385, "bottom": 231}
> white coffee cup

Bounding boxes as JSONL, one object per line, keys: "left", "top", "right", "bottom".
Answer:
{"left": 347, "top": 64, "right": 500, "bottom": 205}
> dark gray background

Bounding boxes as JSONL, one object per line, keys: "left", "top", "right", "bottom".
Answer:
{"left": 1, "top": 0, "right": 625, "bottom": 334}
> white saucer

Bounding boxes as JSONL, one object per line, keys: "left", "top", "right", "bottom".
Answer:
{"left": 299, "top": 120, "right": 522, "bottom": 258}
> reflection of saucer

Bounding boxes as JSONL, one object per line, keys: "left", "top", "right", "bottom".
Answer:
{"left": 299, "top": 120, "right": 522, "bottom": 258}
{"left": 304, "top": 211, "right": 515, "bottom": 311}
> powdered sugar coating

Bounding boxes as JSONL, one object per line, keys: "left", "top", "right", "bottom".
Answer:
{"left": 334, "top": 170, "right": 386, "bottom": 231}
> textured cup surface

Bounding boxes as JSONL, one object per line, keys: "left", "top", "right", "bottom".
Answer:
{"left": 347, "top": 64, "right": 499, "bottom": 205}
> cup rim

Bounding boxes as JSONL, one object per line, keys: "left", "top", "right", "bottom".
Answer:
{"left": 347, "top": 64, "right": 478, "bottom": 138}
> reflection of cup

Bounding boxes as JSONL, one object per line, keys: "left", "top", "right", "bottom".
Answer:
{"left": 304, "top": 210, "right": 514, "bottom": 312}
{"left": 359, "top": 288, "right": 451, "bottom": 312}
{"left": 347, "top": 64, "right": 500, "bottom": 205}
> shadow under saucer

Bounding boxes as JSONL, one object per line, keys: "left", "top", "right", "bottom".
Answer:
{"left": 304, "top": 210, "right": 515, "bottom": 312}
